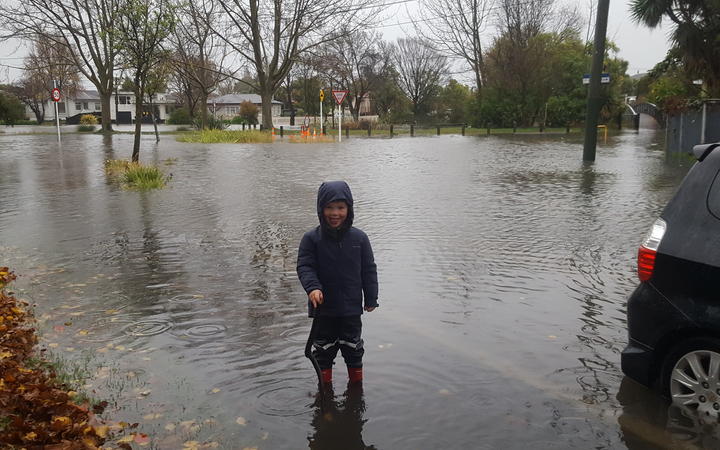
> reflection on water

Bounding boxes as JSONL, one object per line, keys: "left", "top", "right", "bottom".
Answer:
{"left": 309, "top": 385, "right": 375, "bottom": 450}
{"left": 617, "top": 376, "right": 720, "bottom": 449}
{"left": 0, "top": 130, "right": 704, "bottom": 448}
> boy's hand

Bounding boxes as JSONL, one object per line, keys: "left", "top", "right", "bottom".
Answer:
{"left": 364, "top": 306, "right": 376, "bottom": 312}
{"left": 309, "top": 289, "right": 324, "bottom": 308}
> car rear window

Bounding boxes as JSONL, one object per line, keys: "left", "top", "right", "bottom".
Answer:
{"left": 708, "top": 169, "right": 720, "bottom": 220}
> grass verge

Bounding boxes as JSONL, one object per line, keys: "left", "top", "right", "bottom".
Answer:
{"left": 176, "top": 129, "right": 272, "bottom": 144}
{"left": 105, "top": 160, "right": 169, "bottom": 190}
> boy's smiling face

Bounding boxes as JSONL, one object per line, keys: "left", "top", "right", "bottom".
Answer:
{"left": 323, "top": 201, "right": 348, "bottom": 229}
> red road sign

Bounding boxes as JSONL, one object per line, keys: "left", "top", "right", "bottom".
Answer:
{"left": 51, "top": 88, "right": 61, "bottom": 102}
{"left": 332, "top": 90, "right": 348, "bottom": 105}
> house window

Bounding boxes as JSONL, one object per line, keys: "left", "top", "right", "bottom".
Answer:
{"left": 83, "top": 102, "right": 89, "bottom": 110}
{"left": 118, "top": 96, "right": 131, "bottom": 105}
{"left": 95, "top": 103, "right": 101, "bottom": 111}
{"left": 57, "top": 103, "right": 66, "bottom": 113}
{"left": 228, "top": 106, "right": 239, "bottom": 115}
{"left": 75, "top": 102, "right": 82, "bottom": 111}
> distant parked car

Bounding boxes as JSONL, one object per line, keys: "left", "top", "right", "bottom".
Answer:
{"left": 622, "top": 142, "right": 720, "bottom": 418}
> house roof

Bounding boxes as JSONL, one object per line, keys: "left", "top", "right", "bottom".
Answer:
{"left": 75, "top": 90, "right": 101, "bottom": 100}
{"left": 71, "top": 89, "right": 180, "bottom": 104}
{"left": 209, "top": 93, "right": 282, "bottom": 105}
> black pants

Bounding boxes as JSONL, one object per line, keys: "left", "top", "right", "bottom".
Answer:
{"left": 312, "top": 315, "right": 364, "bottom": 370}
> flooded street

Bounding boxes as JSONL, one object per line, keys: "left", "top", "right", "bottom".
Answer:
{"left": 1, "top": 130, "right": 710, "bottom": 449}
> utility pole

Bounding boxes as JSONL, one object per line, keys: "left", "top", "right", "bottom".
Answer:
{"left": 583, "top": 0, "right": 610, "bottom": 162}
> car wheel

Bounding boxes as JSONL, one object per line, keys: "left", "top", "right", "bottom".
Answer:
{"left": 662, "top": 338, "right": 720, "bottom": 419}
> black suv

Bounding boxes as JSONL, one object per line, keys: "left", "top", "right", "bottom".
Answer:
{"left": 622, "top": 142, "right": 720, "bottom": 418}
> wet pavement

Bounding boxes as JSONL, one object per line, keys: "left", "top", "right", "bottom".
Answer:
{"left": 0, "top": 129, "right": 713, "bottom": 449}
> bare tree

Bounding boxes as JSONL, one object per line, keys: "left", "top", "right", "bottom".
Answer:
{"left": 212, "top": 0, "right": 380, "bottom": 129}
{"left": 496, "top": 0, "right": 554, "bottom": 43}
{"left": 416, "top": 0, "right": 492, "bottom": 94}
{"left": 170, "top": 0, "right": 232, "bottom": 129}
{"left": 321, "top": 30, "right": 382, "bottom": 121}
{"left": 10, "top": 37, "right": 81, "bottom": 124}
{"left": 11, "top": 76, "right": 46, "bottom": 124}
{"left": 0, "top": 0, "right": 119, "bottom": 131}
{"left": 115, "top": 0, "right": 175, "bottom": 162}
{"left": 393, "top": 37, "right": 447, "bottom": 120}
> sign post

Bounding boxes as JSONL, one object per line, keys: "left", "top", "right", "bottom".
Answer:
{"left": 332, "top": 90, "right": 348, "bottom": 142}
{"left": 51, "top": 81, "right": 61, "bottom": 142}
{"left": 319, "top": 89, "right": 324, "bottom": 133}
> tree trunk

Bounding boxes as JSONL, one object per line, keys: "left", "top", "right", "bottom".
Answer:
{"left": 199, "top": 92, "right": 208, "bottom": 129}
{"left": 351, "top": 95, "right": 360, "bottom": 121}
{"left": 150, "top": 95, "right": 159, "bottom": 142}
{"left": 261, "top": 86, "right": 274, "bottom": 129}
{"left": 33, "top": 104, "right": 44, "bottom": 124}
{"left": 100, "top": 90, "right": 113, "bottom": 132}
{"left": 132, "top": 88, "right": 143, "bottom": 162}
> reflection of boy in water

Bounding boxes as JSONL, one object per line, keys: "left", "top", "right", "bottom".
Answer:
{"left": 297, "top": 181, "right": 379, "bottom": 384}
{"left": 308, "top": 385, "right": 377, "bottom": 450}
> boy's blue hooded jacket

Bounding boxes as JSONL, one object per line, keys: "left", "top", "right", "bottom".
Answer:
{"left": 297, "top": 181, "right": 379, "bottom": 317}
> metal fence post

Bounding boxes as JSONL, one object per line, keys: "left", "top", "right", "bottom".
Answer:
{"left": 411, "top": 125, "right": 414, "bottom": 137}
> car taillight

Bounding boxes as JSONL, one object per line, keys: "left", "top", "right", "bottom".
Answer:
{"left": 637, "top": 218, "right": 666, "bottom": 282}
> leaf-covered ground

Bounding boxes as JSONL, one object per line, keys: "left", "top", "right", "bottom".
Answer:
{"left": 0, "top": 267, "right": 112, "bottom": 449}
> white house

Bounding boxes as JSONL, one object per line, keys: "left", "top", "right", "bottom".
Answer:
{"left": 208, "top": 93, "right": 282, "bottom": 120}
{"left": 28, "top": 89, "right": 180, "bottom": 124}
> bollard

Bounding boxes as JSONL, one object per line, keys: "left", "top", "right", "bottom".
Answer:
{"left": 513, "top": 123, "right": 517, "bottom": 133}
{"left": 566, "top": 125, "right": 570, "bottom": 134}
{"left": 345, "top": 127, "right": 349, "bottom": 138}
{"left": 322, "top": 125, "right": 327, "bottom": 135}
{"left": 411, "top": 125, "right": 415, "bottom": 137}
{"left": 368, "top": 126, "right": 371, "bottom": 137}
{"left": 462, "top": 124, "right": 466, "bottom": 136}
{"left": 487, "top": 127, "right": 490, "bottom": 135}
{"left": 242, "top": 123, "right": 245, "bottom": 130}
{"left": 259, "top": 124, "right": 263, "bottom": 131}
{"left": 437, "top": 126, "right": 440, "bottom": 136}
{"left": 540, "top": 124, "right": 544, "bottom": 133}
{"left": 390, "top": 124, "right": 394, "bottom": 137}
{"left": 280, "top": 126, "right": 284, "bottom": 137}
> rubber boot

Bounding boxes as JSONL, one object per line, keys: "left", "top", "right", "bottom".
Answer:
{"left": 321, "top": 368, "right": 332, "bottom": 384}
{"left": 348, "top": 367, "right": 363, "bottom": 384}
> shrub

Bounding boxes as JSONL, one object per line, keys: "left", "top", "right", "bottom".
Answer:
{"left": 194, "top": 115, "right": 228, "bottom": 130}
{"left": 123, "top": 165, "right": 167, "bottom": 189}
{"left": 239, "top": 101, "right": 258, "bottom": 125}
{"left": 104, "top": 160, "right": 168, "bottom": 190}
{"left": 167, "top": 107, "right": 191, "bottom": 125}
{"left": 230, "top": 116, "right": 248, "bottom": 125}
{"left": 343, "top": 119, "right": 373, "bottom": 130}
{"left": 77, "top": 124, "right": 96, "bottom": 132}
{"left": 79, "top": 114, "right": 99, "bottom": 125}
{"left": 177, "top": 129, "right": 271, "bottom": 143}
{"left": 0, "top": 92, "right": 25, "bottom": 126}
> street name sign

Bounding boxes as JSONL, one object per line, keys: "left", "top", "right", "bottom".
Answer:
{"left": 583, "top": 73, "right": 611, "bottom": 85}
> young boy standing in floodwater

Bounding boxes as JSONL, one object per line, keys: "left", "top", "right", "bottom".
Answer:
{"left": 297, "top": 181, "right": 379, "bottom": 385}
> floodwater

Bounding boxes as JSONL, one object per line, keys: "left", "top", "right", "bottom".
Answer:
{"left": 0, "top": 129, "right": 713, "bottom": 449}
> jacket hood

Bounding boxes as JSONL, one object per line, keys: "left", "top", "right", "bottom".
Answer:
{"left": 316, "top": 181, "right": 354, "bottom": 231}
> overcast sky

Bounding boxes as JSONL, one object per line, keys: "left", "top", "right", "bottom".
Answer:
{"left": 377, "top": 0, "right": 670, "bottom": 76}
{"left": 0, "top": 0, "right": 670, "bottom": 85}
